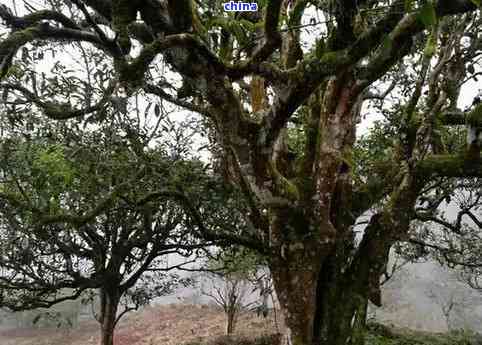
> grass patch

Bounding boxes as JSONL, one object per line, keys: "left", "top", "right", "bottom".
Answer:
{"left": 184, "top": 333, "right": 282, "bottom": 345}
{"left": 185, "top": 323, "right": 482, "bottom": 345}
{"left": 366, "top": 322, "right": 482, "bottom": 345}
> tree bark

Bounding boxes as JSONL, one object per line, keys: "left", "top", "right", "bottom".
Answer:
{"left": 271, "top": 237, "right": 375, "bottom": 345}
{"left": 267, "top": 209, "right": 325, "bottom": 345}
{"left": 312, "top": 252, "right": 371, "bottom": 345}
{"left": 271, "top": 242, "right": 376, "bottom": 345}
{"left": 271, "top": 263, "right": 320, "bottom": 345}
{"left": 226, "top": 309, "right": 236, "bottom": 335}
{"left": 267, "top": 199, "right": 392, "bottom": 345}
{"left": 98, "top": 287, "right": 120, "bottom": 345}
{"left": 262, "top": 75, "right": 373, "bottom": 345}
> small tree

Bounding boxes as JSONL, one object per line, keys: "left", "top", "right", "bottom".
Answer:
{"left": 0, "top": 121, "right": 205, "bottom": 345}
{"left": 399, "top": 174, "right": 482, "bottom": 330}
{"left": 202, "top": 249, "right": 262, "bottom": 335}
{"left": 203, "top": 271, "right": 251, "bottom": 335}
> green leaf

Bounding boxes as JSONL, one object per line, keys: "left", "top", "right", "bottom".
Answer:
{"left": 230, "top": 22, "right": 248, "bottom": 46}
{"left": 418, "top": 1, "right": 437, "bottom": 28}
{"left": 470, "top": 0, "right": 480, "bottom": 6}
{"left": 405, "top": 0, "right": 414, "bottom": 12}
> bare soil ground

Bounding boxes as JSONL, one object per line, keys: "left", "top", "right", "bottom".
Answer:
{"left": 0, "top": 304, "right": 280, "bottom": 345}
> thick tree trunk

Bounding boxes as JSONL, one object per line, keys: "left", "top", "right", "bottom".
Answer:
{"left": 271, "top": 264, "right": 320, "bottom": 345}
{"left": 271, "top": 249, "right": 372, "bottom": 345}
{"left": 269, "top": 207, "right": 377, "bottom": 345}
{"left": 313, "top": 254, "right": 369, "bottom": 345}
{"left": 98, "top": 288, "right": 120, "bottom": 345}
{"left": 268, "top": 208, "right": 324, "bottom": 345}
{"left": 271, "top": 250, "right": 371, "bottom": 345}
{"left": 267, "top": 77, "right": 376, "bottom": 345}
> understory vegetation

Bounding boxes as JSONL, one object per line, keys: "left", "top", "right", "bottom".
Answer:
{"left": 189, "top": 326, "right": 482, "bottom": 345}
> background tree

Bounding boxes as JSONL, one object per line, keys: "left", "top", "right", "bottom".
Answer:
{"left": 0, "top": 115, "right": 210, "bottom": 345}
{"left": 1, "top": 1, "right": 482, "bottom": 345}
{"left": 426, "top": 266, "right": 482, "bottom": 331}
{"left": 201, "top": 248, "right": 262, "bottom": 335}
{"left": 202, "top": 269, "right": 251, "bottom": 335}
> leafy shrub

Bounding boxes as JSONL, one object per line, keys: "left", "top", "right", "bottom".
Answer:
{"left": 366, "top": 322, "right": 482, "bottom": 345}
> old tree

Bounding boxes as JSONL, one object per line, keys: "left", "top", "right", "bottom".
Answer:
{"left": 1, "top": 0, "right": 482, "bottom": 344}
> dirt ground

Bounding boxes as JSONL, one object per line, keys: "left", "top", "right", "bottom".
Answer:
{"left": 0, "top": 304, "right": 280, "bottom": 345}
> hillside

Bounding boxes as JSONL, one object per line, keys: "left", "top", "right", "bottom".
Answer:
{"left": 0, "top": 304, "right": 480, "bottom": 345}
{"left": 0, "top": 304, "right": 278, "bottom": 345}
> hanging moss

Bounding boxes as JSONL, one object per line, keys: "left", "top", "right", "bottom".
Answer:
{"left": 0, "top": 27, "right": 41, "bottom": 78}
{"left": 416, "top": 153, "right": 481, "bottom": 180}
{"left": 0, "top": 26, "right": 39, "bottom": 56}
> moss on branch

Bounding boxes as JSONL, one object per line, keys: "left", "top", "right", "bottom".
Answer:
{"left": 1, "top": 82, "right": 114, "bottom": 119}
{"left": 268, "top": 161, "right": 299, "bottom": 202}
{"left": 0, "top": 23, "right": 115, "bottom": 79}
{"left": 116, "top": 34, "right": 226, "bottom": 89}
{"left": 416, "top": 153, "right": 482, "bottom": 179}
{"left": 111, "top": 0, "right": 142, "bottom": 53}
{"left": 0, "top": 26, "right": 39, "bottom": 56}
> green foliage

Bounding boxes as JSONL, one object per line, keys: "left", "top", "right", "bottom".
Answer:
{"left": 207, "top": 18, "right": 255, "bottom": 47}
{"left": 418, "top": 2, "right": 437, "bottom": 28}
{"left": 4, "top": 62, "right": 24, "bottom": 79}
{"left": 1, "top": 140, "right": 75, "bottom": 213}
{"left": 470, "top": 0, "right": 481, "bottom": 7}
{"left": 423, "top": 31, "right": 437, "bottom": 58}
{"left": 208, "top": 247, "right": 263, "bottom": 279}
{"left": 0, "top": 115, "right": 230, "bottom": 315}
{"left": 286, "top": 124, "right": 306, "bottom": 158}
{"left": 467, "top": 103, "right": 482, "bottom": 127}
{"left": 31, "top": 144, "right": 74, "bottom": 193}
{"left": 405, "top": 0, "right": 415, "bottom": 12}
{"left": 366, "top": 322, "right": 482, "bottom": 345}
{"left": 353, "top": 120, "right": 397, "bottom": 184}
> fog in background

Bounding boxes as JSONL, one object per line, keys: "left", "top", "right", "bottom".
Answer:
{"left": 2, "top": 256, "right": 481, "bottom": 334}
